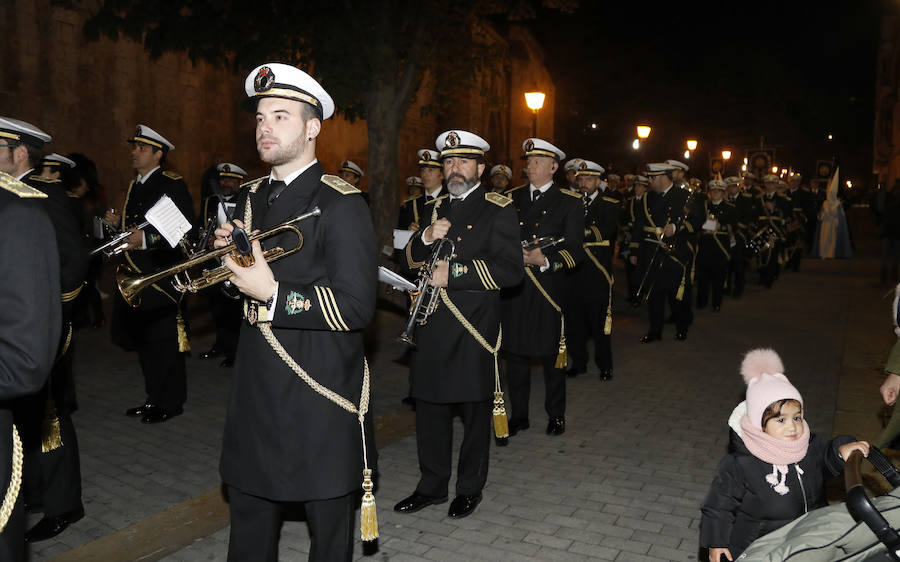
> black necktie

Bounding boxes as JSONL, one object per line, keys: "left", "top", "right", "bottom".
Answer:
{"left": 532, "top": 190, "right": 542, "bottom": 202}
{"left": 267, "top": 180, "right": 286, "bottom": 207}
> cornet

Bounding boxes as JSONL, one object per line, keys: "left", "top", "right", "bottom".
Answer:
{"left": 90, "top": 220, "right": 150, "bottom": 257}
{"left": 116, "top": 207, "right": 321, "bottom": 307}
{"left": 398, "top": 237, "right": 455, "bottom": 346}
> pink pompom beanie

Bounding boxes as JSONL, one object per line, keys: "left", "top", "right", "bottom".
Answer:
{"left": 742, "top": 348, "right": 803, "bottom": 429}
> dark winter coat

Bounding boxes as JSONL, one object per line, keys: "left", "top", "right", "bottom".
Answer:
{"left": 700, "top": 406, "right": 854, "bottom": 557}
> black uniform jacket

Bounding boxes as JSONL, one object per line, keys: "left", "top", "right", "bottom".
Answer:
{"left": 572, "top": 189, "right": 619, "bottom": 300}
{"left": 0, "top": 181, "right": 61, "bottom": 507}
{"left": 630, "top": 185, "right": 704, "bottom": 285}
{"left": 728, "top": 192, "right": 756, "bottom": 242}
{"left": 119, "top": 168, "right": 196, "bottom": 310}
{"left": 501, "top": 182, "right": 585, "bottom": 356}
{"left": 698, "top": 200, "right": 737, "bottom": 263}
{"left": 405, "top": 186, "right": 523, "bottom": 403}
{"left": 397, "top": 187, "right": 445, "bottom": 230}
{"left": 700, "top": 420, "right": 853, "bottom": 557}
{"left": 219, "top": 162, "right": 377, "bottom": 502}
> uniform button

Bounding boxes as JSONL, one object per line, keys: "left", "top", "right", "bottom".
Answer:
{"left": 519, "top": 221, "right": 524, "bottom": 226}
{"left": 467, "top": 224, "right": 472, "bottom": 229}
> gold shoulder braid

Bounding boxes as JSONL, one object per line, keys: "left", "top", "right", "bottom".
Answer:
{"left": 438, "top": 289, "right": 508, "bottom": 438}
{"left": 0, "top": 171, "right": 47, "bottom": 199}
{"left": 242, "top": 191, "right": 377, "bottom": 541}
{"left": 524, "top": 268, "right": 567, "bottom": 368}
{"left": 0, "top": 426, "right": 23, "bottom": 534}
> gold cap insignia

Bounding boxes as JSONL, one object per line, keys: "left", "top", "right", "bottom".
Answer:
{"left": 579, "top": 161, "right": 588, "bottom": 170}
{"left": 445, "top": 132, "right": 460, "bottom": 148}
{"left": 254, "top": 66, "right": 275, "bottom": 92}
{"left": 421, "top": 151, "right": 431, "bottom": 161}
{"left": 525, "top": 139, "right": 535, "bottom": 152}
{"left": 222, "top": 164, "right": 231, "bottom": 172}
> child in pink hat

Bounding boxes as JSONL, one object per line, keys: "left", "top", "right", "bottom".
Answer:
{"left": 700, "top": 348, "right": 870, "bottom": 561}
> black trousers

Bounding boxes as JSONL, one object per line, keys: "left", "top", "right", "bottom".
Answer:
{"left": 227, "top": 486, "right": 355, "bottom": 562}
{"left": 648, "top": 279, "right": 691, "bottom": 337}
{"left": 0, "top": 495, "right": 24, "bottom": 562}
{"left": 207, "top": 290, "right": 241, "bottom": 359}
{"left": 565, "top": 299, "right": 612, "bottom": 371}
{"left": 24, "top": 410, "right": 82, "bottom": 517}
{"left": 696, "top": 251, "right": 728, "bottom": 310}
{"left": 726, "top": 242, "right": 746, "bottom": 297}
{"left": 414, "top": 399, "right": 491, "bottom": 497}
{"left": 139, "top": 335, "right": 186, "bottom": 411}
{"left": 506, "top": 353, "right": 565, "bottom": 422}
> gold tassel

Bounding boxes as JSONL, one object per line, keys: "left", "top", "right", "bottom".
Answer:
{"left": 360, "top": 468, "right": 378, "bottom": 541}
{"left": 41, "top": 399, "right": 62, "bottom": 453}
{"left": 604, "top": 304, "right": 612, "bottom": 335}
{"left": 676, "top": 274, "right": 685, "bottom": 301}
{"left": 555, "top": 316, "right": 567, "bottom": 368}
{"left": 492, "top": 391, "right": 509, "bottom": 438}
{"left": 176, "top": 311, "right": 190, "bottom": 352}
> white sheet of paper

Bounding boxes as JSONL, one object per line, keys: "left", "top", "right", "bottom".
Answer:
{"left": 378, "top": 266, "right": 417, "bottom": 292}
{"left": 393, "top": 229, "right": 415, "bottom": 249}
{"left": 144, "top": 195, "right": 193, "bottom": 248}
{"left": 702, "top": 219, "right": 717, "bottom": 231}
{"left": 216, "top": 201, "right": 237, "bottom": 226}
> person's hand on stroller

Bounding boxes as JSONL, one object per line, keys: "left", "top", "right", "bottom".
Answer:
{"left": 880, "top": 373, "right": 900, "bottom": 405}
{"left": 839, "top": 440, "right": 871, "bottom": 462}
{"left": 709, "top": 547, "right": 732, "bottom": 561}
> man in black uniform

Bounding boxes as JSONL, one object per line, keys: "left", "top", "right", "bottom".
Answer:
{"left": 394, "top": 130, "right": 522, "bottom": 519}
{"left": 725, "top": 176, "right": 753, "bottom": 299}
{"left": 695, "top": 179, "right": 736, "bottom": 312}
{"left": 215, "top": 62, "right": 377, "bottom": 562}
{"left": 630, "top": 163, "right": 703, "bottom": 342}
{"left": 105, "top": 124, "right": 195, "bottom": 424}
{"left": 621, "top": 174, "right": 649, "bottom": 306}
{"left": 198, "top": 163, "right": 248, "bottom": 368}
{"left": 502, "top": 138, "right": 584, "bottom": 437}
{"left": 754, "top": 174, "right": 789, "bottom": 288}
{"left": 489, "top": 164, "right": 512, "bottom": 193}
{"left": 0, "top": 171, "right": 61, "bottom": 562}
{"left": 397, "top": 149, "right": 444, "bottom": 233}
{"left": 0, "top": 118, "right": 89, "bottom": 541}
{"left": 565, "top": 160, "right": 619, "bottom": 381}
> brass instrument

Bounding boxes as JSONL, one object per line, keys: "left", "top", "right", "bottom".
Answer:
{"left": 398, "top": 237, "right": 455, "bottom": 346}
{"left": 90, "top": 220, "right": 150, "bottom": 257}
{"left": 116, "top": 207, "right": 321, "bottom": 308}
{"left": 746, "top": 225, "right": 777, "bottom": 255}
{"left": 522, "top": 236, "right": 565, "bottom": 251}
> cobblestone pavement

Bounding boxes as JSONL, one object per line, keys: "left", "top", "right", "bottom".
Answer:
{"left": 32, "top": 217, "right": 889, "bottom": 562}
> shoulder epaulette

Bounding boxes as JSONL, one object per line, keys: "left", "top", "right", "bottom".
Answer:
{"left": 505, "top": 184, "right": 527, "bottom": 194}
{"left": 560, "top": 188, "right": 582, "bottom": 198}
{"left": 321, "top": 174, "right": 361, "bottom": 195}
{"left": 402, "top": 194, "right": 423, "bottom": 204}
{"left": 1, "top": 172, "right": 47, "bottom": 198}
{"left": 740, "top": 192, "right": 753, "bottom": 198}
{"left": 242, "top": 176, "right": 267, "bottom": 194}
{"left": 162, "top": 170, "right": 183, "bottom": 181}
{"left": 27, "top": 175, "right": 60, "bottom": 184}
{"left": 602, "top": 196, "right": 619, "bottom": 204}
{"left": 485, "top": 192, "right": 512, "bottom": 207}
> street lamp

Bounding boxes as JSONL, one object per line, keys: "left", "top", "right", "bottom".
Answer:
{"left": 721, "top": 150, "right": 732, "bottom": 160}
{"left": 636, "top": 125, "right": 651, "bottom": 139}
{"left": 525, "top": 91, "right": 545, "bottom": 137}
{"left": 684, "top": 150, "right": 691, "bottom": 159}
{"left": 686, "top": 139, "right": 698, "bottom": 151}
{"left": 632, "top": 139, "right": 640, "bottom": 150}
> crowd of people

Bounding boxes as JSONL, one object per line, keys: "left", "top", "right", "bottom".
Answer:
{"left": 0, "top": 57, "right": 867, "bottom": 561}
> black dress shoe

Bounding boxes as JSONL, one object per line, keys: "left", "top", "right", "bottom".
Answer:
{"left": 674, "top": 331, "right": 687, "bottom": 341}
{"left": 393, "top": 492, "right": 448, "bottom": 514}
{"left": 220, "top": 357, "right": 235, "bottom": 368}
{"left": 448, "top": 494, "right": 482, "bottom": 518}
{"left": 125, "top": 403, "right": 152, "bottom": 417}
{"left": 25, "top": 507, "right": 84, "bottom": 542}
{"left": 141, "top": 406, "right": 183, "bottom": 424}
{"left": 640, "top": 334, "right": 660, "bottom": 344}
{"left": 599, "top": 369, "right": 612, "bottom": 381}
{"left": 565, "top": 365, "right": 586, "bottom": 378}
{"left": 199, "top": 348, "right": 223, "bottom": 360}
{"left": 507, "top": 418, "right": 530, "bottom": 436}
{"left": 546, "top": 417, "right": 565, "bottom": 436}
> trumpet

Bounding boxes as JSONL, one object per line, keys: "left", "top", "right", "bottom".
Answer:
{"left": 398, "top": 237, "right": 455, "bottom": 346}
{"left": 522, "top": 236, "right": 565, "bottom": 251}
{"left": 90, "top": 220, "right": 150, "bottom": 257}
{"left": 116, "top": 207, "right": 321, "bottom": 308}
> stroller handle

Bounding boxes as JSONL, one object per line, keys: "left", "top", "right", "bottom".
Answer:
{"left": 845, "top": 447, "right": 900, "bottom": 560}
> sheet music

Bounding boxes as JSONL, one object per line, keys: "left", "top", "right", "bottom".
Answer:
{"left": 378, "top": 266, "right": 417, "bottom": 292}
{"left": 217, "top": 201, "right": 237, "bottom": 227}
{"left": 144, "top": 195, "right": 193, "bottom": 248}
{"left": 393, "top": 229, "right": 415, "bottom": 250}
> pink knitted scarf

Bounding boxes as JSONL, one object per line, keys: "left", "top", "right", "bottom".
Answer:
{"left": 740, "top": 414, "right": 810, "bottom": 496}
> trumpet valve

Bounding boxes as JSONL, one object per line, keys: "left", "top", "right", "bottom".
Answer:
{"left": 231, "top": 250, "right": 255, "bottom": 268}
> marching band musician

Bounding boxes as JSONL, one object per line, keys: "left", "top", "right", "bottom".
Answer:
{"left": 0, "top": 170, "right": 61, "bottom": 562}
{"left": 198, "top": 163, "right": 248, "bottom": 368}
{"left": 215, "top": 63, "right": 377, "bottom": 561}
{"left": 106, "top": 124, "right": 195, "bottom": 424}
{"left": 630, "top": 162, "right": 704, "bottom": 343}
{"left": 755, "top": 174, "right": 789, "bottom": 288}
{"left": 397, "top": 149, "right": 444, "bottom": 233}
{"left": 695, "top": 179, "right": 737, "bottom": 312}
{"left": 394, "top": 130, "right": 522, "bottom": 519}
{"left": 565, "top": 160, "right": 619, "bottom": 381}
{"left": 725, "top": 176, "right": 753, "bottom": 299}
{"left": 621, "top": 174, "right": 650, "bottom": 306}
{"left": 502, "top": 138, "right": 584, "bottom": 437}
{"left": 489, "top": 164, "right": 512, "bottom": 193}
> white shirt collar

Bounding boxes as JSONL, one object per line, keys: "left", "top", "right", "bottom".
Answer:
{"left": 425, "top": 186, "right": 442, "bottom": 199}
{"left": 269, "top": 159, "right": 318, "bottom": 186}
{"left": 450, "top": 182, "right": 480, "bottom": 202}
{"left": 136, "top": 166, "right": 160, "bottom": 184}
{"left": 660, "top": 183, "right": 673, "bottom": 197}
{"left": 586, "top": 190, "right": 598, "bottom": 203}
{"left": 15, "top": 169, "right": 35, "bottom": 182}
{"left": 529, "top": 181, "right": 553, "bottom": 196}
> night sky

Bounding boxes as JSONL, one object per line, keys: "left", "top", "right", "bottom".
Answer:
{"left": 528, "top": 0, "right": 882, "bottom": 186}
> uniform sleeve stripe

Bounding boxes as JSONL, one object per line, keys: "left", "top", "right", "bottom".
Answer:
{"left": 559, "top": 250, "right": 575, "bottom": 268}
{"left": 473, "top": 260, "right": 499, "bottom": 290}
{"left": 314, "top": 286, "right": 338, "bottom": 331}
{"left": 324, "top": 287, "right": 350, "bottom": 331}
{"left": 472, "top": 260, "right": 490, "bottom": 288}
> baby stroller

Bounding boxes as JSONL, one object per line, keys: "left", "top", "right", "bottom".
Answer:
{"left": 739, "top": 446, "right": 900, "bottom": 560}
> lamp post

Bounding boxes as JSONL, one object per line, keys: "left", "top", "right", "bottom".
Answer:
{"left": 686, "top": 139, "right": 698, "bottom": 151}
{"left": 525, "top": 91, "right": 546, "bottom": 137}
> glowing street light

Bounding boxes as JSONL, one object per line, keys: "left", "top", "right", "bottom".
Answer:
{"left": 771, "top": 166, "right": 779, "bottom": 173}
{"left": 741, "top": 164, "right": 747, "bottom": 172}
{"left": 721, "top": 150, "right": 732, "bottom": 160}
{"left": 684, "top": 150, "right": 691, "bottom": 159}
{"left": 686, "top": 139, "right": 698, "bottom": 151}
{"left": 632, "top": 139, "right": 640, "bottom": 150}
{"left": 524, "top": 92, "right": 545, "bottom": 111}
{"left": 590, "top": 123, "right": 598, "bottom": 130}
{"left": 636, "top": 125, "right": 651, "bottom": 139}
{"left": 846, "top": 180, "right": 853, "bottom": 188}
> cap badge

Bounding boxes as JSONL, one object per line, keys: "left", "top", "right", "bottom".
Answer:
{"left": 254, "top": 66, "right": 275, "bottom": 93}
{"left": 525, "top": 139, "right": 535, "bottom": 152}
{"left": 134, "top": 126, "right": 142, "bottom": 137}
{"left": 445, "top": 132, "right": 460, "bottom": 148}
{"left": 222, "top": 164, "right": 231, "bottom": 172}
{"left": 421, "top": 151, "right": 431, "bottom": 161}
{"left": 579, "top": 161, "right": 588, "bottom": 170}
